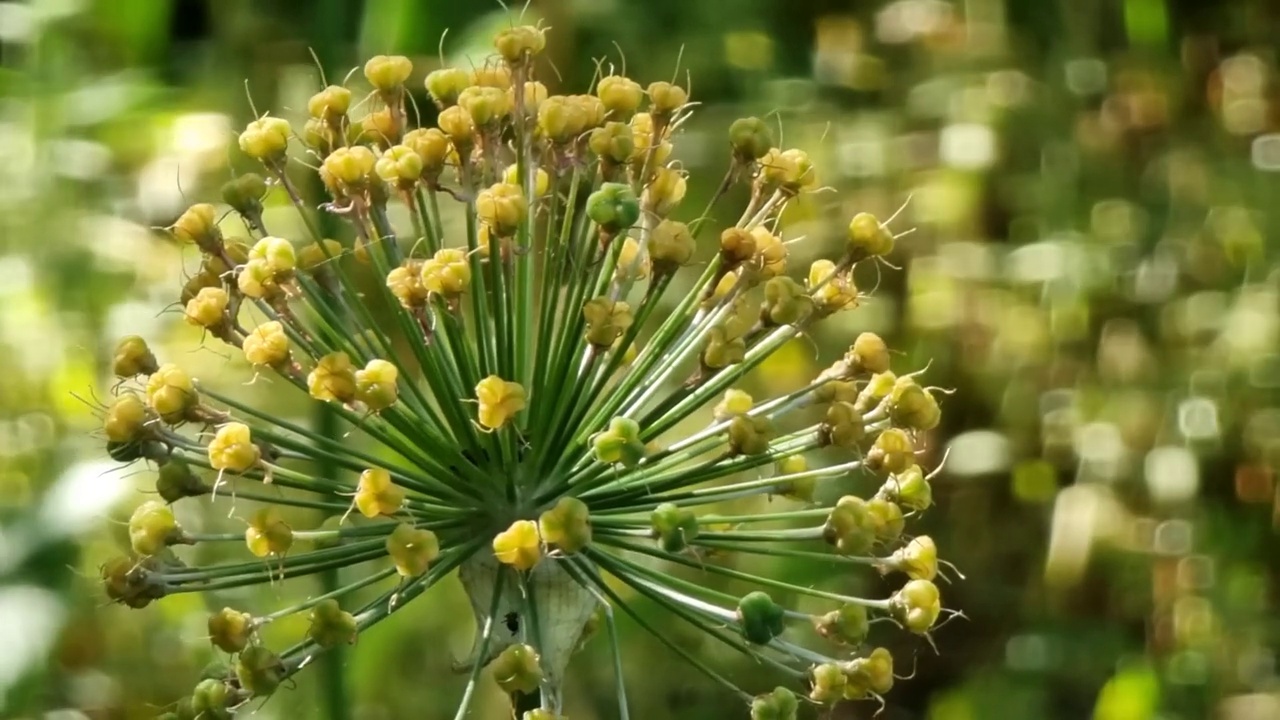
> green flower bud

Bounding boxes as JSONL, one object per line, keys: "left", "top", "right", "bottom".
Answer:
{"left": 458, "top": 85, "right": 512, "bottom": 127}
{"left": 592, "top": 416, "right": 645, "bottom": 467}
{"left": 494, "top": 25, "right": 546, "bottom": 64}
{"left": 728, "top": 414, "right": 774, "bottom": 456}
{"left": 308, "top": 598, "right": 358, "bottom": 648}
{"left": 589, "top": 121, "right": 635, "bottom": 163}
{"left": 890, "top": 579, "right": 941, "bottom": 634}
{"left": 647, "top": 81, "right": 688, "bottom": 117}
{"left": 823, "top": 495, "right": 875, "bottom": 555}
{"left": 234, "top": 645, "right": 285, "bottom": 697}
{"left": 813, "top": 604, "right": 869, "bottom": 646}
{"left": 191, "top": 678, "right": 234, "bottom": 719}
{"left": 651, "top": 502, "right": 699, "bottom": 553}
{"left": 729, "top": 116, "right": 774, "bottom": 161}
{"left": 538, "top": 496, "right": 592, "bottom": 553}
{"left": 207, "top": 607, "right": 254, "bottom": 653}
{"left": 736, "top": 591, "right": 785, "bottom": 644}
{"left": 364, "top": 55, "right": 412, "bottom": 92}
{"left": 597, "top": 75, "right": 644, "bottom": 118}
{"left": 220, "top": 173, "right": 267, "bottom": 218}
{"left": 847, "top": 212, "right": 894, "bottom": 260}
{"left": 156, "top": 459, "right": 209, "bottom": 503}
{"left": 821, "top": 401, "right": 864, "bottom": 449}
{"left": 386, "top": 523, "right": 439, "bottom": 577}
{"left": 113, "top": 335, "right": 158, "bottom": 377}
{"left": 238, "top": 117, "right": 291, "bottom": 162}
{"left": 489, "top": 643, "right": 542, "bottom": 694}
{"left": 586, "top": 182, "right": 640, "bottom": 232}
{"left": 702, "top": 326, "right": 747, "bottom": 370}
{"left": 814, "top": 379, "right": 858, "bottom": 404}
{"left": 750, "top": 686, "right": 798, "bottom": 720}
{"left": 885, "top": 535, "right": 938, "bottom": 581}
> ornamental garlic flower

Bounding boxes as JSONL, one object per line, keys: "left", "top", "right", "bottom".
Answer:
{"left": 97, "top": 25, "right": 952, "bottom": 720}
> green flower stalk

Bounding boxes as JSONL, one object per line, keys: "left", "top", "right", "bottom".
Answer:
{"left": 98, "top": 24, "right": 951, "bottom": 719}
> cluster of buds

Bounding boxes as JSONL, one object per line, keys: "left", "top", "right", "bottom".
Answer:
{"left": 97, "top": 21, "right": 948, "bottom": 720}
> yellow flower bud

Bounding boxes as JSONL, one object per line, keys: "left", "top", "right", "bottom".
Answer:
{"left": 471, "top": 64, "right": 512, "bottom": 90}
{"left": 506, "top": 80, "right": 548, "bottom": 115}
{"left": 245, "top": 507, "right": 293, "bottom": 558}
{"left": 879, "top": 463, "right": 932, "bottom": 511}
{"left": 597, "top": 75, "right": 644, "bottom": 117}
{"left": 494, "top": 25, "right": 546, "bottom": 64}
{"left": 184, "top": 286, "right": 229, "bottom": 329}
{"left": 420, "top": 248, "right": 472, "bottom": 297}
{"left": 582, "top": 297, "right": 634, "bottom": 348}
{"left": 760, "top": 147, "right": 817, "bottom": 192}
{"left": 538, "top": 497, "right": 592, "bottom": 554}
{"left": 363, "top": 54, "right": 413, "bottom": 91}
{"left": 493, "top": 519, "right": 541, "bottom": 571}
{"left": 385, "top": 523, "right": 439, "bottom": 576}
{"left": 128, "top": 500, "right": 182, "bottom": 556}
{"left": 847, "top": 211, "right": 894, "bottom": 259}
{"left": 113, "top": 335, "right": 158, "bottom": 377}
{"left": 537, "top": 95, "right": 584, "bottom": 143}
{"left": 867, "top": 428, "right": 914, "bottom": 474}
{"left": 104, "top": 393, "right": 149, "bottom": 443}
{"left": 823, "top": 495, "right": 875, "bottom": 555}
{"left": 747, "top": 226, "right": 786, "bottom": 280}
{"left": 308, "top": 352, "right": 358, "bottom": 403}
{"left": 847, "top": 332, "right": 890, "bottom": 374}
{"left": 145, "top": 363, "right": 197, "bottom": 424}
{"left": 713, "top": 388, "right": 754, "bottom": 421}
{"left": 868, "top": 496, "right": 905, "bottom": 541}
{"left": 354, "top": 467, "right": 404, "bottom": 518}
{"left": 208, "top": 607, "right": 255, "bottom": 653}
{"left": 236, "top": 258, "right": 276, "bottom": 300}
{"left": 589, "top": 121, "right": 635, "bottom": 163}
{"left": 242, "top": 321, "right": 291, "bottom": 368}
{"left": 490, "top": 644, "right": 543, "bottom": 694}
{"left": 647, "top": 219, "right": 694, "bottom": 274}
{"left": 647, "top": 81, "right": 688, "bottom": 116}
{"left": 172, "top": 203, "right": 220, "bottom": 246}
{"left": 810, "top": 663, "right": 847, "bottom": 704}
{"left": 719, "top": 227, "right": 757, "bottom": 267}
{"left": 614, "top": 237, "right": 649, "bottom": 281}
{"left": 384, "top": 260, "right": 426, "bottom": 309}
{"left": 361, "top": 107, "right": 401, "bottom": 146}
{"left": 886, "top": 535, "right": 938, "bottom": 581}
{"left": 890, "top": 578, "right": 942, "bottom": 634}
{"left": 629, "top": 112, "right": 671, "bottom": 167}
{"left": 248, "top": 236, "right": 296, "bottom": 275}
{"left": 238, "top": 116, "right": 291, "bottom": 161}
{"left": 728, "top": 414, "right": 775, "bottom": 455}
{"left": 809, "top": 259, "right": 858, "bottom": 315}
{"left": 355, "top": 358, "right": 399, "bottom": 411}
{"left": 208, "top": 422, "right": 260, "bottom": 474}
{"left": 475, "top": 182, "right": 527, "bottom": 236}
{"left": 822, "top": 401, "right": 864, "bottom": 449}
{"left": 475, "top": 375, "right": 526, "bottom": 429}
{"left": 458, "top": 85, "right": 511, "bottom": 127}
{"left": 402, "top": 128, "right": 451, "bottom": 173}
{"left": 502, "top": 164, "right": 550, "bottom": 197}
{"left": 776, "top": 454, "right": 815, "bottom": 502}
{"left": 438, "top": 105, "right": 475, "bottom": 144}
{"left": 322, "top": 145, "right": 377, "bottom": 189}
{"left": 375, "top": 145, "right": 424, "bottom": 188}
{"left": 647, "top": 166, "right": 687, "bottom": 216}
{"left": 308, "top": 85, "right": 352, "bottom": 120}
{"left": 425, "top": 67, "right": 470, "bottom": 107}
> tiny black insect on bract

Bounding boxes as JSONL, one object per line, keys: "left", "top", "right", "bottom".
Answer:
{"left": 504, "top": 611, "right": 520, "bottom": 634}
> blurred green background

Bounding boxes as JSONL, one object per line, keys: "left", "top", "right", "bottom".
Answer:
{"left": 3, "top": 0, "right": 1280, "bottom": 718}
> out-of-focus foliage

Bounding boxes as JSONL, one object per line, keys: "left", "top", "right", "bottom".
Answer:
{"left": 2, "top": 0, "right": 1279, "bottom": 718}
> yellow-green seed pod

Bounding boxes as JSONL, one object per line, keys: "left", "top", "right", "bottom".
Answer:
{"left": 647, "top": 81, "right": 688, "bottom": 117}
{"left": 729, "top": 116, "right": 774, "bottom": 161}
{"left": 589, "top": 121, "right": 635, "bottom": 163}
{"left": 128, "top": 500, "right": 181, "bottom": 556}
{"left": 507, "top": 80, "right": 549, "bottom": 115}
{"left": 815, "top": 379, "right": 858, "bottom": 404}
{"left": 355, "top": 359, "right": 399, "bottom": 411}
{"left": 651, "top": 502, "right": 699, "bottom": 553}
{"left": 308, "top": 352, "right": 358, "bottom": 403}
{"left": 737, "top": 590, "right": 785, "bottom": 644}
{"left": 308, "top": 598, "right": 357, "bottom": 648}
{"left": 235, "top": 645, "right": 285, "bottom": 697}
{"left": 879, "top": 463, "right": 932, "bottom": 511}
{"left": 113, "top": 335, "right": 158, "bottom": 377}
{"left": 809, "top": 662, "right": 847, "bottom": 704}
{"left": 471, "top": 64, "right": 513, "bottom": 90}
{"left": 208, "top": 422, "right": 260, "bottom": 474}
{"left": 322, "top": 145, "right": 377, "bottom": 191}
{"left": 886, "top": 535, "right": 938, "bottom": 581}
{"left": 221, "top": 173, "right": 268, "bottom": 219}
{"left": 354, "top": 467, "right": 404, "bottom": 518}
{"left": 597, "top": 75, "right": 644, "bottom": 118}
{"left": 702, "top": 326, "right": 747, "bottom": 369}
{"left": 184, "top": 287, "right": 229, "bottom": 329}
{"left": 458, "top": 85, "right": 512, "bottom": 127}
{"left": 822, "top": 401, "right": 864, "bottom": 449}
{"left": 591, "top": 416, "right": 645, "bottom": 467}
{"left": 402, "top": 128, "right": 451, "bottom": 174}
{"left": 495, "top": 25, "right": 546, "bottom": 64}
{"left": 751, "top": 686, "right": 798, "bottom": 720}
{"left": 191, "top": 678, "right": 235, "bottom": 717}
{"left": 238, "top": 117, "right": 291, "bottom": 162}
{"left": 172, "top": 203, "right": 220, "bottom": 248}
{"left": 387, "top": 260, "right": 429, "bottom": 308}
{"left": 847, "top": 211, "right": 894, "bottom": 259}
{"left": 307, "top": 85, "right": 352, "bottom": 121}
{"left": 245, "top": 507, "right": 292, "bottom": 558}
{"left": 647, "top": 166, "right": 687, "bottom": 217}
{"left": 476, "top": 182, "right": 527, "bottom": 236}
{"left": 475, "top": 375, "right": 526, "bottom": 429}
{"left": 425, "top": 67, "right": 470, "bottom": 107}
{"left": 890, "top": 579, "right": 941, "bottom": 634}
{"left": 866, "top": 428, "right": 914, "bottom": 474}
{"left": 727, "top": 415, "right": 774, "bottom": 456}
{"left": 208, "top": 607, "right": 254, "bottom": 653}
{"left": 647, "top": 219, "right": 694, "bottom": 275}
{"left": 145, "top": 363, "right": 197, "bottom": 424}
{"left": 823, "top": 495, "right": 875, "bottom": 555}
{"left": 538, "top": 95, "right": 586, "bottom": 143}
{"left": 719, "top": 227, "right": 757, "bottom": 267}
{"left": 867, "top": 496, "right": 905, "bottom": 541}
{"left": 104, "top": 393, "right": 149, "bottom": 443}
{"left": 889, "top": 376, "right": 941, "bottom": 431}
{"left": 248, "top": 236, "right": 296, "bottom": 275}
{"left": 582, "top": 297, "right": 633, "bottom": 348}
{"left": 437, "top": 104, "right": 476, "bottom": 144}
{"left": 762, "top": 276, "right": 810, "bottom": 326}
{"left": 492, "top": 519, "right": 541, "bottom": 571}
{"left": 101, "top": 556, "right": 162, "bottom": 609}
{"left": 364, "top": 55, "right": 413, "bottom": 92}
{"left": 420, "top": 249, "right": 472, "bottom": 298}
{"left": 376, "top": 145, "right": 424, "bottom": 188}
{"left": 538, "top": 497, "right": 592, "bottom": 554}
{"left": 713, "top": 388, "right": 754, "bottom": 421}
{"left": 155, "top": 459, "right": 208, "bottom": 503}
{"left": 809, "top": 259, "right": 858, "bottom": 316}
{"left": 386, "top": 523, "right": 440, "bottom": 576}
{"left": 847, "top": 332, "right": 890, "bottom": 374}
{"left": 489, "top": 643, "right": 542, "bottom": 694}
{"left": 812, "top": 603, "right": 869, "bottom": 646}
{"left": 242, "top": 321, "right": 291, "bottom": 368}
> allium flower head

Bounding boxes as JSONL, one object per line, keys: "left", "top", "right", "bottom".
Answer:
{"left": 99, "top": 24, "right": 951, "bottom": 719}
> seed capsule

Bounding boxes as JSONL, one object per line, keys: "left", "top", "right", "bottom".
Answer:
{"left": 492, "top": 520, "right": 541, "bottom": 571}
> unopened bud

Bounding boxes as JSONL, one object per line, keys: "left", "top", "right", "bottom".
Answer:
{"left": 386, "top": 523, "right": 440, "bottom": 576}
{"left": 475, "top": 375, "right": 526, "bottom": 429}
{"left": 113, "top": 335, "right": 158, "bottom": 377}
{"left": 597, "top": 75, "right": 644, "bottom": 118}
{"left": 493, "top": 519, "right": 541, "bottom": 571}
{"left": 245, "top": 508, "right": 292, "bottom": 558}
{"left": 538, "top": 497, "right": 592, "bottom": 554}
{"left": 364, "top": 55, "right": 412, "bottom": 92}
